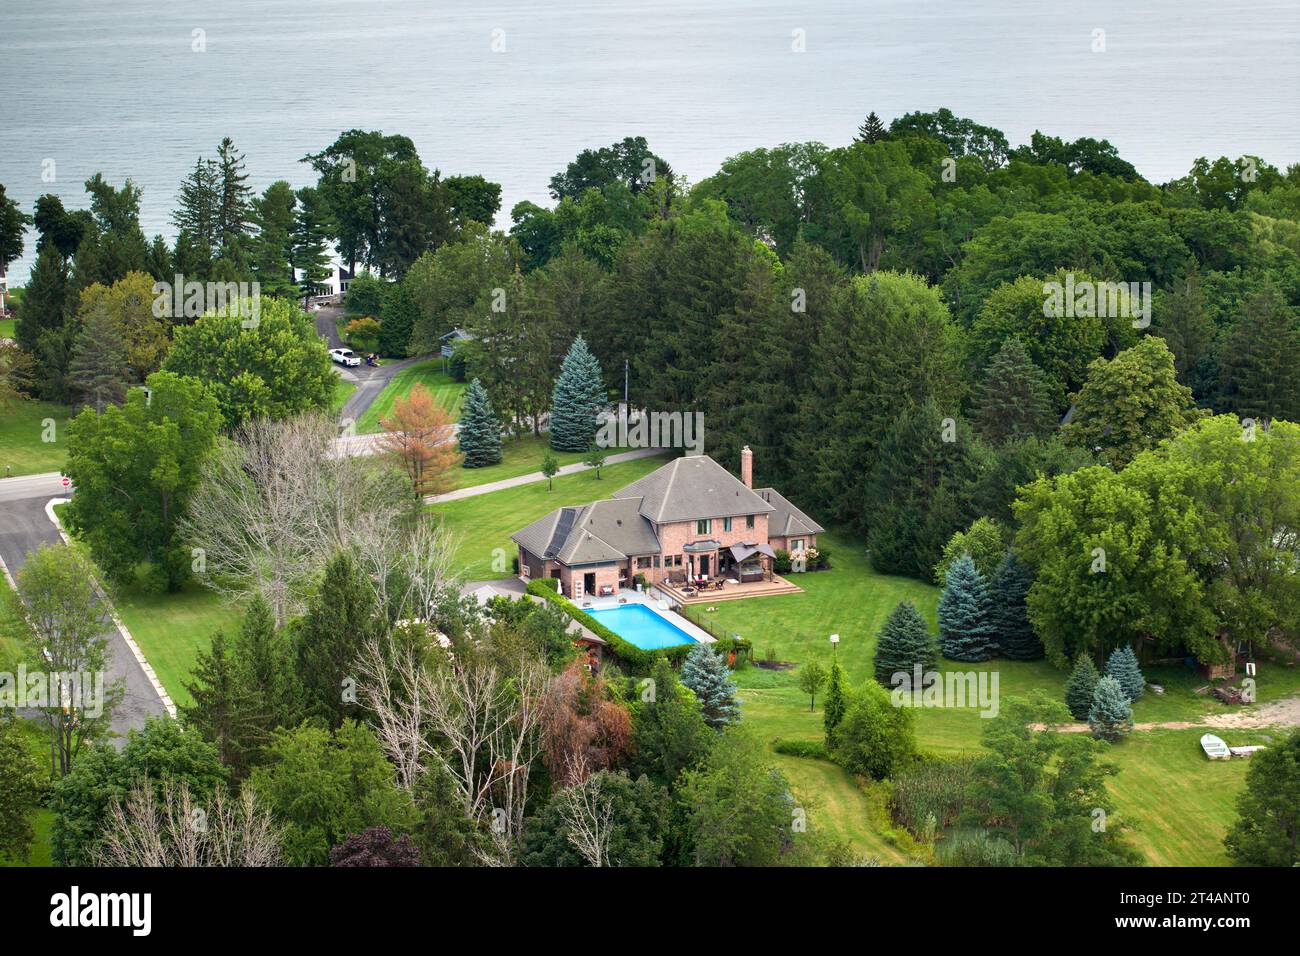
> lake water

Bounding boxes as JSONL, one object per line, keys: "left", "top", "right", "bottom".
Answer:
{"left": 2, "top": 0, "right": 1298, "bottom": 282}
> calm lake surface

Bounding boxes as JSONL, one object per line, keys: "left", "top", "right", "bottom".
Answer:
{"left": 2, "top": 0, "right": 1298, "bottom": 281}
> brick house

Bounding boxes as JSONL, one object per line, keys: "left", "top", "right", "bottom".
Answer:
{"left": 511, "top": 446, "right": 823, "bottom": 601}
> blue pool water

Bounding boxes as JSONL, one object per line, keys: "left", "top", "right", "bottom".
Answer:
{"left": 583, "top": 604, "right": 698, "bottom": 650}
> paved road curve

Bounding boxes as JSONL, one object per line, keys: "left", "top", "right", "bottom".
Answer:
{"left": 0, "top": 491, "right": 168, "bottom": 742}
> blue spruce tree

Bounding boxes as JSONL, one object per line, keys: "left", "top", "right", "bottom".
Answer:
{"left": 873, "top": 600, "right": 937, "bottom": 685}
{"left": 1088, "top": 675, "right": 1134, "bottom": 741}
{"left": 1105, "top": 645, "right": 1145, "bottom": 702}
{"left": 549, "top": 335, "right": 607, "bottom": 452}
{"left": 457, "top": 378, "right": 503, "bottom": 467}
{"left": 679, "top": 643, "right": 741, "bottom": 729}
{"left": 938, "top": 554, "right": 995, "bottom": 662}
{"left": 988, "top": 552, "right": 1042, "bottom": 660}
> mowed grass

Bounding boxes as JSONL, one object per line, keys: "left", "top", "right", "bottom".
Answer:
{"left": 429, "top": 455, "right": 670, "bottom": 581}
{"left": 356, "top": 363, "right": 466, "bottom": 434}
{"left": 0, "top": 398, "right": 70, "bottom": 476}
{"left": 452, "top": 435, "right": 590, "bottom": 491}
{"left": 0, "top": 317, "right": 15, "bottom": 339}
{"left": 113, "top": 582, "right": 244, "bottom": 709}
{"left": 329, "top": 375, "right": 357, "bottom": 415}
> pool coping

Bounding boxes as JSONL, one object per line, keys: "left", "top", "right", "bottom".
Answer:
{"left": 577, "top": 589, "right": 715, "bottom": 646}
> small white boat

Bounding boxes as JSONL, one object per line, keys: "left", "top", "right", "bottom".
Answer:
{"left": 1228, "top": 745, "right": 1266, "bottom": 757}
{"left": 1201, "top": 733, "right": 1231, "bottom": 760}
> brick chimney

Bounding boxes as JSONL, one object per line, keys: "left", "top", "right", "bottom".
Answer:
{"left": 740, "top": 445, "right": 753, "bottom": 489}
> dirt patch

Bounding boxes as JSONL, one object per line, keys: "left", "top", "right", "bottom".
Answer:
{"left": 755, "top": 660, "right": 798, "bottom": 671}
{"left": 1034, "top": 694, "right": 1300, "bottom": 734}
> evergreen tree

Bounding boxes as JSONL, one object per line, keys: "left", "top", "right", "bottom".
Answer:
{"left": 548, "top": 334, "right": 607, "bottom": 452}
{"left": 66, "top": 304, "right": 129, "bottom": 413}
{"left": 1065, "top": 654, "right": 1101, "bottom": 720}
{"left": 1087, "top": 675, "right": 1134, "bottom": 741}
{"left": 378, "top": 281, "right": 418, "bottom": 357}
{"left": 231, "top": 595, "right": 296, "bottom": 746}
{"left": 293, "top": 186, "right": 333, "bottom": 299}
{"left": 1219, "top": 283, "right": 1300, "bottom": 425}
{"left": 294, "top": 550, "right": 382, "bottom": 729}
{"left": 679, "top": 643, "right": 741, "bottom": 729}
{"left": 938, "top": 554, "right": 995, "bottom": 662}
{"left": 249, "top": 180, "right": 299, "bottom": 300}
{"left": 1153, "top": 265, "right": 1214, "bottom": 385}
{"left": 823, "top": 660, "right": 847, "bottom": 747}
{"left": 970, "top": 338, "right": 1057, "bottom": 445}
{"left": 865, "top": 398, "right": 985, "bottom": 579}
{"left": 856, "top": 111, "right": 888, "bottom": 144}
{"left": 873, "top": 600, "right": 937, "bottom": 685}
{"left": 457, "top": 378, "right": 503, "bottom": 467}
{"left": 1224, "top": 729, "right": 1300, "bottom": 866}
{"left": 1105, "top": 645, "right": 1145, "bottom": 703}
{"left": 180, "top": 630, "right": 261, "bottom": 777}
{"left": 216, "top": 137, "right": 254, "bottom": 257}
{"left": 987, "top": 552, "right": 1042, "bottom": 660}
{"left": 171, "top": 157, "right": 221, "bottom": 262}
{"left": 15, "top": 244, "right": 70, "bottom": 401}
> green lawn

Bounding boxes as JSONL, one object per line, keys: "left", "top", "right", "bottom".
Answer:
{"left": 0, "top": 575, "right": 33, "bottom": 673}
{"left": 0, "top": 317, "right": 15, "bottom": 340}
{"left": 452, "top": 435, "right": 590, "bottom": 491}
{"left": 0, "top": 398, "right": 70, "bottom": 476}
{"left": 679, "top": 529, "right": 1299, "bottom": 866}
{"left": 356, "top": 362, "right": 467, "bottom": 434}
{"left": 113, "top": 582, "right": 244, "bottom": 709}
{"left": 329, "top": 375, "right": 357, "bottom": 415}
{"left": 429, "top": 455, "right": 670, "bottom": 580}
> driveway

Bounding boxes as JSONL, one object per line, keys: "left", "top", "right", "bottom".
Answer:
{"left": 0, "top": 491, "right": 168, "bottom": 743}
{"left": 315, "top": 301, "right": 432, "bottom": 425}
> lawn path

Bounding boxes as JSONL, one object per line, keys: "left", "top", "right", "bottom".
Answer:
{"left": 425, "top": 447, "right": 665, "bottom": 503}
{"left": 1036, "top": 695, "right": 1300, "bottom": 733}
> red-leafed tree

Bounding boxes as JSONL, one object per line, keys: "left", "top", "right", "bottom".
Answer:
{"left": 329, "top": 826, "right": 421, "bottom": 867}
{"left": 538, "top": 659, "right": 632, "bottom": 787}
{"left": 377, "top": 383, "right": 461, "bottom": 498}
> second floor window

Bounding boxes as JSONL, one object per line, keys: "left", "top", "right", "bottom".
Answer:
{"left": 746, "top": 514, "right": 755, "bottom": 529}
{"left": 697, "top": 518, "right": 712, "bottom": 535}
{"left": 723, "top": 517, "right": 733, "bottom": 532}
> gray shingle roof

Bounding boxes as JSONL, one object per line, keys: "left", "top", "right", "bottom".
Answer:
{"left": 753, "top": 487, "right": 825, "bottom": 537}
{"left": 613, "top": 456, "right": 774, "bottom": 524}
{"left": 512, "top": 498, "right": 661, "bottom": 566}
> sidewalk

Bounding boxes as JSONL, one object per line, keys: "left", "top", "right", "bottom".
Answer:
{"left": 426, "top": 447, "right": 665, "bottom": 504}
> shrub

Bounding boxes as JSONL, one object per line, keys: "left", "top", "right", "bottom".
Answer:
{"left": 936, "top": 828, "right": 1018, "bottom": 867}
{"left": 345, "top": 317, "right": 380, "bottom": 353}
{"left": 774, "top": 548, "right": 791, "bottom": 574}
{"left": 832, "top": 681, "right": 917, "bottom": 780}
{"left": 772, "top": 738, "right": 829, "bottom": 760}
{"left": 892, "top": 755, "right": 981, "bottom": 837}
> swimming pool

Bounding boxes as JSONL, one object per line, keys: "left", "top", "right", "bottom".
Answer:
{"left": 583, "top": 604, "right": 698, "bottom": 650}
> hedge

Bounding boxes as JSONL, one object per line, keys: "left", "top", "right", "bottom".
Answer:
{"left": 772, "top": 738, "right": 829, "bottom": 760}
{"left": 524, "top": 578, "right": 747, "bottom": 674}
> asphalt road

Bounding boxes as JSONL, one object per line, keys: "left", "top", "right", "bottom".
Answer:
{"left": 0, "top": 490, "right": 168, "bottom": 742}
{"left": 313, "top": 302, "right": 430, "bottom": 425}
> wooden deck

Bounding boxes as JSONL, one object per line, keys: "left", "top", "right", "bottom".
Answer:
{"left": 654, "top": 575, "right": 803, "bottom": 605}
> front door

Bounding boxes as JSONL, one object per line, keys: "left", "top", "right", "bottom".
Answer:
{"left": 583, "top": 572, "right": 596, "bottom": 596}
{"left": 699, "top": 555, "right": 710, "bottom": 576}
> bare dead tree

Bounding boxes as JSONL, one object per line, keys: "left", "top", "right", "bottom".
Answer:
{"left": 95, "top": 778, "right": 282, "bottom": 867}
{"left": 556, "top": 756, "right": 614, "bottom": 867}
{"left": 180, "top": 411, "right": 413, "bottom": 624}
{"left": 355, "top": 631, "right": 546, "bottom": 865}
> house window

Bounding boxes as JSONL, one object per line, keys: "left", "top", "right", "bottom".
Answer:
{"left": 791, "top": 539, "right": 805, "bottom": 552}
{"left": 696, "top": 519, "right": 712, "bottom": 535}
{"left": 674, "top": 555, "right": 683, "bottom": 567}
{"left": 637, "top": 557, "right": 652, "bottom": 569}
{"left": 746, "top": 514, "right": 755, "bottom": 529}
{"left": 723, "top": 517, "right": 733, "bottom": 532}
{"left": 653, "top": 556, "right": 661, "bottom": 568}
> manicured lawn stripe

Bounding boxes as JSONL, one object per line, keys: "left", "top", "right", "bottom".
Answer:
{"left": 356, "top": 362, "right": 466, "bottom": 434}
{"left": 0, "top": 398, "right": 70, "bottom": 477}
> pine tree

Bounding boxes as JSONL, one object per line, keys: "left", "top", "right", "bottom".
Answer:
{"left": 457, "top": 378, "right": 503, "bottom": 467}
{"left": 1065, "top": 654, "right": 1101, "bottom": 720}
{"left": 548, "top": 334, "right": 607, "bottom": 452}
{"left": 232, "top": 594, "right": 294, "bottom": 737}
{"left": 66, "top": 305, "right": 130, "bottom": 412}
{"left": 249, "top": 181, "right": 299, "bottom": 300}
{"left": 1087, "top": 675, "right": 1134, "bottom": 741}
{"left": 293, "top": 185, "right": 333, "bottom": 299}
{"left": 172, "top": 157, "right": 221, "bottom": 261}
{"left": 1154, "top": 265, "right": 1214, "bottom": 384}
{"left": 938, "top": 554, "right": 995, "bottom": 662}
{"left": 873, "top": 601, "right": 937, "bottom": 685}
{"left": 1105, "top": 645, "right": 1145, "bottom": 703}
{"left": 971, "top": 338, "right": 1056, "bottom": 445}
{"left": 180, "top": 630, "right": 260, "bottom": 776}
{"left": 15, "top": 245, "right": 70, "bottom": 400}
{"left": 216, "top": 137, "right": 254, "bottom": 257}
{"left": 987, "top": 552, "right": 1042, "bottom": 660}
{"left": 294, "top": 550, "right": 382, "bottom": 729}
{"left": 679, "top": 643, "right": 740, "bottom": 729}
{"left": 823, "top": 660, "right": 847, "bottom": 747}
{"left": 1219, "top": 283, "right": 1300, "bottom": 425}
{"left": 856, "top": 111, "right": 887, "bottom": 144}
{"left": 378, "top": 281, "right": 417, "bottom": 357}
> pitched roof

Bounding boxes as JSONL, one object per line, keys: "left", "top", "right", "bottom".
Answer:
{"left": 512, "top": 498, "right": 661, "bottom": 566}
{"left": 613, "top": 456, "right": 774, "bottom": 524}
{"left": 753, "top": 487, "right": 825, "bottom": 537}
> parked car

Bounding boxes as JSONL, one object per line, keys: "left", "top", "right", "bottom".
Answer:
{"left": 329, "top": 347, "right": 361, "bottom": 367}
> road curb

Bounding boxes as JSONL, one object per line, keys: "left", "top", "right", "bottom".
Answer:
{"left": 43, "top": 498, "right": 177, "bottom": 719}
